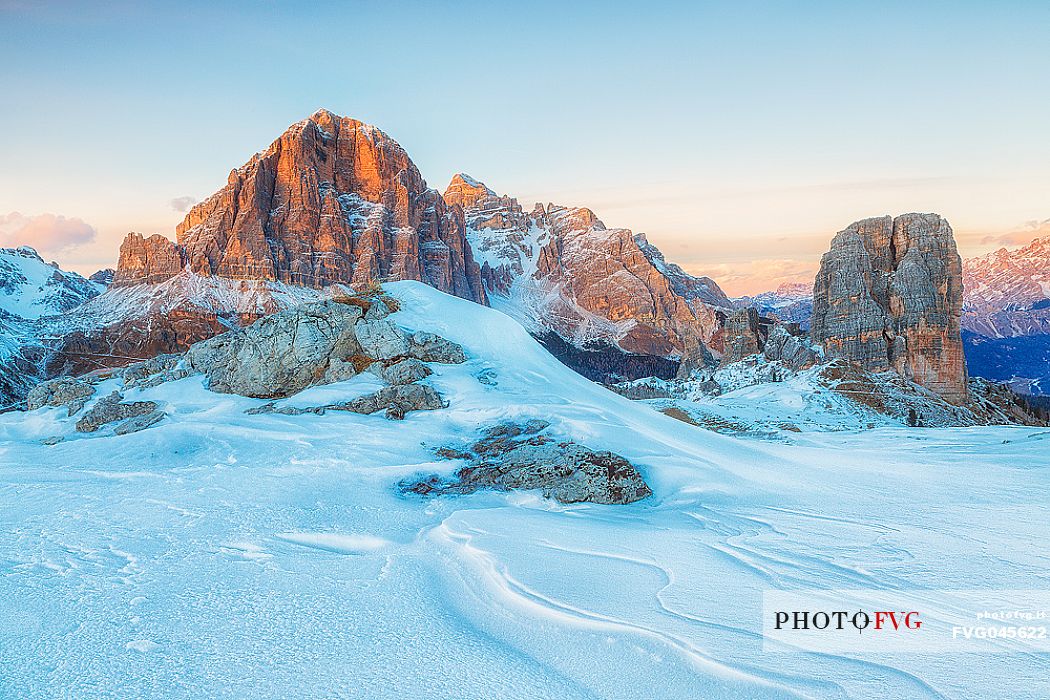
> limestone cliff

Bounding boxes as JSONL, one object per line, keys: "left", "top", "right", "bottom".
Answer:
{"left": 114, "top": 110, "right": 486, "bottom": 304}
{"left": 810, "top": 214, "right": 968, "bottom": 403}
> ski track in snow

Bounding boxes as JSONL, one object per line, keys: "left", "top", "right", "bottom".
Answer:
{"left": 1, "top": 281, "right": 1049, "bottom": 699}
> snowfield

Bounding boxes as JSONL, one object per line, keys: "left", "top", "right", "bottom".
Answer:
{"left": 1, "top": 282, "right": 1049, "bottom": 699}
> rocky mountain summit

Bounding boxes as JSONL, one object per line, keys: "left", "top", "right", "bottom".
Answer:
{"left": 114, "top": 110, "right": 486, "bottom": 304}
{"left": 443, "top": 173, "right": 731, "bottom": 372}
{"left": 811, "top": 214, "right": 968, "bottom": 404}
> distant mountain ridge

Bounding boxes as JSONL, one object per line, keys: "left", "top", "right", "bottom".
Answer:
{"left": 963, "top": 236, "right": 1050, "bottom": 337}
{"left": 735, "top": 282, "right": 813, "bottom": 330}
{"left": 0, "top": 109, "right": 1044, "bottom": 411}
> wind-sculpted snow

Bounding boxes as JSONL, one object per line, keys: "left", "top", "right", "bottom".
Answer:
{"left": 1, "top": 282, "right": 1047, "bottom": 698}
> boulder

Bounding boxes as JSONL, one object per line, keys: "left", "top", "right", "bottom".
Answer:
{"left": 334, "top": 384, "right": 445, "bottom": 420}
{"left": 322, "top": 357, "right": 359, "bottom": 384}
{"left": 246, "top": 384, "right": 446, "bottom": 420}
{"left": 122, "top": 353, "right": 187, "bottom": 389}
{"left": 113, "top": 410, "right": 166, "bottom": 435}
{"left": 354, "top": 319, "right": 410, "bottom": 360}
{"left": 26, "top": 377, "right": 96, "bottom": 416}
{"left": 402, "top": 421, "right": 651, "bottom": 505}
{"left": 381, "top": 358, "right": 431, "bottom": 385}
{"left": 408, "top": 332, "right": 467, "bottom": 364}
{"left": 186, "top": 300, "right": 363, "bottom": 398}
{"left": 364, "top": 297, "right": 391, "bottom": 320}
{"left": 75, "top": 392, "right": 160, "bottom": 433}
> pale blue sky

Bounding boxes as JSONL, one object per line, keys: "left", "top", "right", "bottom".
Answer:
{"left": 1, "top": 0, "right": 1047, "bottom": 293}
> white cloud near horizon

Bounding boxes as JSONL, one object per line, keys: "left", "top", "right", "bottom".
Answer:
{"left": 169, "top": 196, "right": 197, "bottom": 213}
{"left": 0, "top": 212, "right": 97, "bottom": 254}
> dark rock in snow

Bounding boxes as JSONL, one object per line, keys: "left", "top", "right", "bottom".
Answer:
{"left": 75, "top": 392, "right": 160, "bottom": 433}
{"left": 407, "top": 332, "right": 467, "bottom": 364}
{"left": 26, "top": 377, "right": 95, "bottom": 416}
{"left": 113, "top": 409, "right": 166, "bottom": 435}
{"left": 402, "top": 420, "right": 651, "bottom": 505}
{"left": 381, "top": 358, "right": 432, "bottom": 385}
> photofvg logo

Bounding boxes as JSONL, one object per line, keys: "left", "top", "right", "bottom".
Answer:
{"left": 763, "top": 590, "right": 1050, "bottom": 653}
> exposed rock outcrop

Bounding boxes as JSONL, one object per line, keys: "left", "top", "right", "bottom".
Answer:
{"left": 334, "top": 384, "right": 444, "bottom": 419}
{"left": 407, "top": 331, "right": 467, "bottom": 364}
{"left": 444, "top": 174, "right": 730, "bottom": 367}
{"left": 762, "top": 325, "right": 819, "bottom": 370}
{"left": 816, "top": 360, "right": 1044, "bottom": 427}
{"left": 112, "top": 409, "right": 166, "bottom": 435}
{"left": 121, "top": 354, "right": 188, "bottom": 389}
{"left": 811, "top": 214, "right": 968, "bottom": 404}
{"left": 112, "top": 233, "right": 183, "bottom": 286}
{"left": 181, "top": 291, "right": 465, "bottom": 401}
{"left": 26, "top": 377, "right": 95, "bottom": 416}
{"left": 243, "top": 382, "right": 445, "bottom": 420}
{"left": 75, "top": 392, "right": 161, "bottom": 433}
{"left": 354, "top": 318, "right": 409, "bottom": 360}
{"left": 381, "top": 358, "right": 431, "bottom": 385}
{"left": 402, "top": 420, "right": 652, "bottom": 505}
{"left": 185, "top": 299, "right": 365, "bottom": 398}
{"left": 717, "top": 307, "right": 816, "bottom": 371}
{"left": 720, "top": 308, "right": 764, "bottom": 367}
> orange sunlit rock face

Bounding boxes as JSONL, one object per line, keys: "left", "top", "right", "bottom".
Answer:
{"left": 112, "top": 233, "right": 183, "bottom": 286}
{"left": 113, "top": 109, "right": 486, "bottom": 304}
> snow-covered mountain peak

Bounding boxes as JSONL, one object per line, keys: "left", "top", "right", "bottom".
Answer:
{"left": 443, "top": 173, "right": 497, "bottom": 209}
{"left": 0, "top": 246, "right": 103, "bottom": 321}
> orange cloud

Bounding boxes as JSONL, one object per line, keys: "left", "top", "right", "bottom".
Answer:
{"left": 0, "top": 212, "right": 97, "bottom": 254}
{"left": 684, "top": 258, "right": 818, "bottom": 297}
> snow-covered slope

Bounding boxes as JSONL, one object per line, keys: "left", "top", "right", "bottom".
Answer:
{"left": 1, "top": 281, "right": 1046, "bottom": 699}
{"left": 0, "top": 246, "right": 103, "bottom": 320}
{"left": 55, "top": 270, "right": 339, "bottom": 332}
